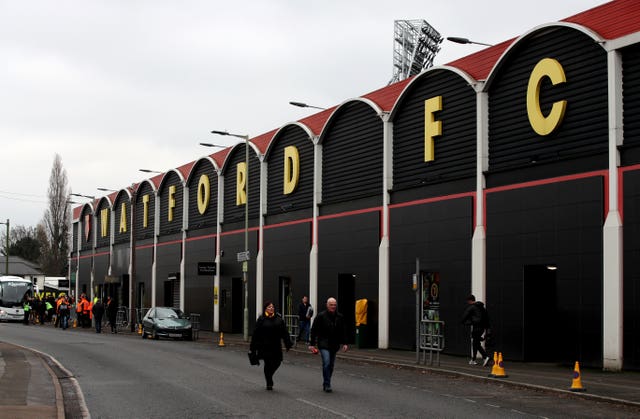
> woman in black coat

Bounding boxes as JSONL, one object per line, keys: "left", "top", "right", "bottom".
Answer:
{"left": 249, "top": 301, "right": 292, "bottom": 390}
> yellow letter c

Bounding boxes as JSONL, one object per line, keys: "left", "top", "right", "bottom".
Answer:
{"left": 527, "top": 58, "right": 567, "bottom": 136}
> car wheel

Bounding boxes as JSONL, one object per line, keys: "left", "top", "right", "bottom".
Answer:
{"left": 186, "top": 332, "right": 193, "bottom": 341}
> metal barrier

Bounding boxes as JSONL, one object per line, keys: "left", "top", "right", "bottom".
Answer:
{"left": 116, "top": 306, "right": 129, "bottom": 331}
{"left": 189, "top": 313, "right": 200, "bottom": 340}
{"left": 419, "top": 320, "right": 445, "bottom": 366}
{"left": 283, "top": 315, "right": 299, "bottom": 347}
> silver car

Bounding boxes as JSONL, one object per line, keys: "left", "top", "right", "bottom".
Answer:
{"left": 141, "top": 307, "right": 193, "bottom": 340}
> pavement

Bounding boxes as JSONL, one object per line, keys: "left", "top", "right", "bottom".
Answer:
{"left": 2, "top": 324, "right": 640, "bottom": 419}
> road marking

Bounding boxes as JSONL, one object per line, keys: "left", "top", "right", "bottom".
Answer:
{"left": 297, "top": 398, "right": 354, "bottom": 418}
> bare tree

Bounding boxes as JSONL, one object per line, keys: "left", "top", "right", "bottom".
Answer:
{"left": 40, "top": 154, "right": 70, "bottom": 275}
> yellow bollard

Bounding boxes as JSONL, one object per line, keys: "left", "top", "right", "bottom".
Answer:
{"left": 73, "top": 319, "right": 77, "bottom": 328}
{"left": 138, "top": 324, "right": 143, "bottom": 335}
{"left": 218, "top": 332, "right": 226, "bottom": 347}
{"left": 569, "top": 361, "right": 586, "bottom": 392}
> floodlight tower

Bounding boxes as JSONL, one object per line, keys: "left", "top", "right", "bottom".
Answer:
{"left": 390, "top": 19, "right": 443, "bottom": 84}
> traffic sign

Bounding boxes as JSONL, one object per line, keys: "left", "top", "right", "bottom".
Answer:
{"left": 237, "top": 251, "right": 250, "bottom": 262}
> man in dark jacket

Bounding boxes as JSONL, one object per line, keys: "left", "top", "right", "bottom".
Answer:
{"left": 461, "top": 294, "right": 491, "bottom": 366}
{"left": 92, "top": 299, "right": 105, "bottom": 333}
{"left": 297, "top": 296, "right": 313, "bottom": 343}
{"left": 308, "top": 297, "right": 348, "bottom": 393}
{"left": 249, "top": 301, "right": 292, "bottom": 390}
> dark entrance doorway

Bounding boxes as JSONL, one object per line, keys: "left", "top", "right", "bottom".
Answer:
{"left": 338, "top": 273, "right": 356, "bottom": 344}
{"left": 164, "top": 273, "right": 180, "bottom": 308}
{"left": 232, "top": 277, "right": 243, "bottom": 333}
{"left": 523, "top": 264, "right": 557, "bottom": 361}
{"left": 279, "top": 277, "right": 293, "bottom": 317}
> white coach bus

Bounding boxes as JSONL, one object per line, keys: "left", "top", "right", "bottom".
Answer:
{"left": 0, "top": 276, "right": 34, "bottom": 321}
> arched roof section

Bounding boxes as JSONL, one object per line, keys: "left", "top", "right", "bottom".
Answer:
{"left": 72, "top": 205, "right": 85, "bottom": 222}
{"left": 138, "top": 173, "right": 163, "bottom": 190}
{"left": 484, "top": 22, "right": 604, "bottom": 90}
{"left": 389, "top": 65, "right": 478, "bottom": 120}
{"left": 361, "top": 77, "right": 413, "bottom": 112}
{"left": 186, "top": 157, "right": 219, "bottom": 185}
{"left": 175, "top": 161, "right": 194, "bottom": 181}
{"left": 134, "top": 179, "right": 157, "bottom": 197}
{"left": 251, "top": 129, "right": 278, "bottom": 155}
{"left": 96, "top": 196, "right": 112, "bottom": 210}
{"left": 158, "top": 168, "right": 186, "bottom": 192}
{"left": 446, "top": 39, "right": 513, "bottom": 82}
{"left": 220, "top": 141, "right": 262, "bottom": 174}
{"left": 209, "top": 147, "right": 231, "bottom": 169}
{"left": 563, "top": 0, "right": 640, "bottom": 40}
{"left": 114, "top": 188, "right": 132, "bottom": 203}
{"left": 318, "top": 98, "right": 384, "bottom": 144}
{"left": 297, "top": 107, "right": 337, "bottom": 137}
{"left": 444, "top": 1, "right": 640, "bottom": 89}
{"left": 263, "top": 122, "right": 315, "bottom": 158}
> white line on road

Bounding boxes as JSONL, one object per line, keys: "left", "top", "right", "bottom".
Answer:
{"left": 296, "top": 398, "right": 354, "bottom": 418}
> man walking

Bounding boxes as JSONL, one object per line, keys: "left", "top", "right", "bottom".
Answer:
{"left": 92, "top": 299, "right": 105, "bottom": 333}
{"left": 308, "top": 297, "right": 348, "bottom": 393}
{"left": 461, "top": 294, "right": 491, "bottom": 366}
{"left": 297, "top": 296, "right": 313, "bottom": 343}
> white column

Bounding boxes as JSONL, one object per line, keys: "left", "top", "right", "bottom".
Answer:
{"left": 378, "top": 114, "right": 392, "bottom": 349}
{"left": 603, "top": 48, "right": 623, "bottom": 371}
{"left": 472, "top": 86, "right": 488, "bottom": 303}
{"left": 151, "top": 192, "right": 159, "bottom": 308}
{"left": 214, "top": 173, "right": 224, "bottom": 332}
{"left": 309, "top": 140, "right": 322, "bottom": 316}
{"left": 256, "top": 158, "right": 267, "bottom": 318}
{"left": 180, "top": 183, "right": 187, "bottom": 312}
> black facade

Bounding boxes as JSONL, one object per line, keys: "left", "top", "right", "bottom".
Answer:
{"left": 69, "top": 5, "right": 640, "bottom": 371}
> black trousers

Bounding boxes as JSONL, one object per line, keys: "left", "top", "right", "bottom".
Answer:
{"left": 262, "top": 358, "right": 282, "bottom": 387}
{"left": 471, "top": 328, "right": 488, "bottom": 359}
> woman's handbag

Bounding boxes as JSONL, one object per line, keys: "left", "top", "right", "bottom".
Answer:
{"left": 248, "top": 351, "right": 260, "bottom": 366}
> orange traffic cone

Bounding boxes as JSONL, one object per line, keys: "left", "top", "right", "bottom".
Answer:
{"left": 218, "top": 332, "right": 226, "bottom": 347}
{"left": 489, "top": 352, "right": 509, "bottom": 378}
{"left": 569, "top": 361, "right": 586, "bottom": 392}
{"left": 488, "top": 352, "right": 500, "bottom": 376}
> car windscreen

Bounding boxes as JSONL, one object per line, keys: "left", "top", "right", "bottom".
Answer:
{"left": 155, "top": 308, "right": 185, "bottom": 319}
{"left": 0, "top": 281, "right": 32, "bottom": 306}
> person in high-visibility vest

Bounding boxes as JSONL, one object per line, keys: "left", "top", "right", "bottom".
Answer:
{"left": 77, "top": 294, "right": 88, "bottom": 328}
{"left": 22, "top": 296, "right": 32, "bottom": 325}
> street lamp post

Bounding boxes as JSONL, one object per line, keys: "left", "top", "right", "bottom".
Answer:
{"left": 0, "top": 219, "right": 9, "bottom": 275}
{"left": 289, "top": 101, "right": 327, "bottom": 110}
{"left": 446, "top": 36, "right": 493, "bottom": 47}
{"left": 70, "top": 193, "right": 96, "bottom": 200}
{"left": 199, "top": 142, "right": 228, "bottom": 149}
{"left": 211, "top": 129, "right": 250, "bottom": 342}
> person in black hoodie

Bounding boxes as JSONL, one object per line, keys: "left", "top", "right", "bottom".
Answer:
{"left": 308, "top": 297, "right": 348, "bottom": 393}
{"left": 249, "top": 301, "right": 292, "bottom": 390}
{"left": 461, "top": 294, "right": 491, "bottom": 366}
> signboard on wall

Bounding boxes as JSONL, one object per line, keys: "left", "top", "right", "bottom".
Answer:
{"left": 198, "top": 262, "right": 216, "bottom": 276}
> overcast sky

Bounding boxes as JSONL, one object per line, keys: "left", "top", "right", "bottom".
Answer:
{"left": 0, "top": 0, "right": 605, "bottom": 228}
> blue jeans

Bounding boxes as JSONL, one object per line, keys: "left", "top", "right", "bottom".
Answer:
{"left": 319, "top": 349, "right": 337, "bottom": 388}
{"left": 61, "top": 313, "right": 69, "bottom": 330}
{"left": 298, "top": 320, "right": 310, "bottom": 342}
